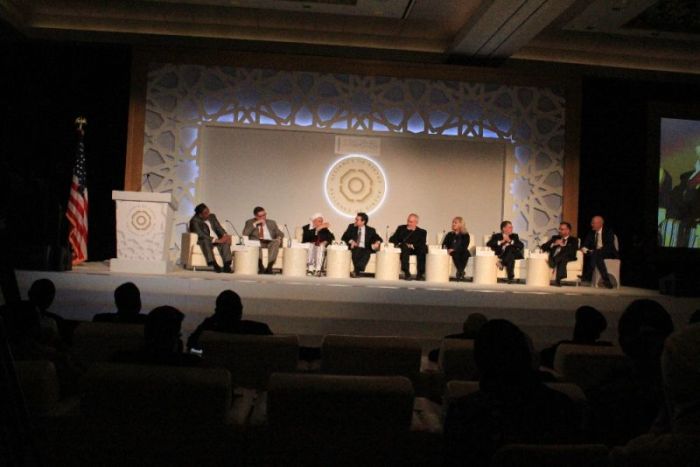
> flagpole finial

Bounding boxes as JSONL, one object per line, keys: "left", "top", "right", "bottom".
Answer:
{"left": 75, "top": 116, "right": 87, "bottom": 135}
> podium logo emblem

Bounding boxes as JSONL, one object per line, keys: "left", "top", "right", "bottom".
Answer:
{"left": 129, "top": 208, "right": 153, "bottom": 234}
{"left": 325, "top": 155, "right": 387, "bottom": 217}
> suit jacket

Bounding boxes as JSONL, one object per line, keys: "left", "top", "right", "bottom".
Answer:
{"left": 189, "top": 213, "right": 227, "bottom": 243}
{"left": 93, "top": 312, "right": 148, "bottom": 324}
{"left": 389, "top": 225, "right": 427, "bottom": 251}
{"left": 341, "top": 224, "right": 382, "bottom": 248}
{"left": 582, "top": 227, "right": 618, "bottom": 258}
{"left": 541, "top": 235, "right": 578, "bottom": 261}
{"left": 442, "top": 232, "right": 471, "bottom": 255}
{"left": 486, "top": 232, "right": 524, "bottom": 256}
{"left": 187, "top": 316, "right": 273, "bottom": 350}
{"left": 301, "top": 224, "right": 335, "bottom": 244}
{"left": 242, "top": 218, "right": 284, "bottom": 240}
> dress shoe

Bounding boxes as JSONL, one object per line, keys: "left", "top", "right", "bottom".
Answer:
{"left": 264, "top": 265, "right": 274, "bottom": 275}
{"left": 223, "top": 264, "right": 232, "bottom": 273}
{"left": 507, "top": 277, "right": 515, "bottom": 284}
{"left": 350, "top": 271, "right": 358, "bottom": 278}
{"left": 210, "top": 262, "right": 222, "bottom": 273}
{"left": 553, "top": 280, "right": 562, "bottom": 287}
{"left": 403, "top": 273, "right": 413, "bottom": 281}
{"left": 416, "top": 275, "right": 425, "bottom": 281}
{"left": 603, "top": 280, "right": 614, "bottom": 289}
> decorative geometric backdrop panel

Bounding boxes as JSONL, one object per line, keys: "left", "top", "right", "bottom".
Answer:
{"left": 144, "top": 63, "right": 565, "bottom": 257}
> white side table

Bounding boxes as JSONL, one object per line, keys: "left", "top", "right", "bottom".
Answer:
{"left": 426, "top": 250, "right": 450, "bottom": 283}
{"left": 526, "top": 252, "right": 551, "bottom": 287}
{"left": 375, "top": 247, "right": 401, "bottom": 281}
{"left": 473, "top": 250, "right": 497, "bottom": 285}
{"left": 233, "top": 245, "right": 259, "bottom": 275}
{"left": 282, "top": 245, "right": 308, "bottom": 277}
{"left": 326, "top": 245, "right": 351, "bottom": 279}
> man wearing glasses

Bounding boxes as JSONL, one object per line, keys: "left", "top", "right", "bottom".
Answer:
{"left": 243, "top": 206, "right": 285, "bottom": 274}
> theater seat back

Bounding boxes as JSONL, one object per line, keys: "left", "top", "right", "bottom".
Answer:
{"left": 439, "top": 338, "right": 477, "bottom": 382}
{"left": 553, "top": 344, "right": 631, "bottom": 391}
{"left": 71, "top": 322, "right": 144, "bottom": 367}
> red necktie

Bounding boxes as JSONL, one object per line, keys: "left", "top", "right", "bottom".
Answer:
{"left": 258, "top": 223, "right": 264, "bottom": 239}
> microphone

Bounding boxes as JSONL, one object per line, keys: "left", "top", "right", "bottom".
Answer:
{"left": 284, "top": 224, "right": 292, "bottom": 247}
{"left": 225, "top": 220, "right": 244, "bottom": 245}
{"left": 385, "top": 225, "right": 390, "bottom": 246}
{"left": 142, "top": 172, "right": 157, "bottom": 192}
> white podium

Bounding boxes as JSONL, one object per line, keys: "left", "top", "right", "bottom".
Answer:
{"left": 426, "top": 250, "right": 450, "bottom": 283}
{"left": 375, "top": 247, "right": 401, "bottom": 281}
{"left": 473, "top": 250, "right": 497, "bottom": 285}
{"left": 526, "top": 252, "right": 551, "bottom": 287}
{"left": 110, "top": 191, "right": 177, "bottom": 274}
{"left": 326, "top": 245, "right": 351, "bottom": 279}
{"left": 282, "top": 245, "right": 308, "bottom": 277}
{"left": 233, "top": 245, "right": 259, "bottom": 275}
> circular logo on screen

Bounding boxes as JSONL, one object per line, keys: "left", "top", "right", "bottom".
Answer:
{"left": 128, "top": 208, "right": 153, "bottom": 234}
{"left": 324, "top": 154, "right": 387, "bottom": 217}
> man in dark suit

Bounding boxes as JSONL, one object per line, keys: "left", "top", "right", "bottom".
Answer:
{"left": 242, "top": 206, "right": 285, "bottom": 274}
{"left": 93, "top": 282, "right": 147, "bottom": 324}
{"left": 580, "top": 215, "right": 618, "bottom": 288}
{"left": 541, "top": 222, "right": 579, "bottom": 286}
{"left": 341, "top": 212, "right": 382, "bottom": 277}
{"left": 486, "top": 220, "right": 524, "bottom": 283}
{"left": 389, "top": 213, "right": 427, "bottom": 280}
{"left": 189, "top": 203, "right": 232, "bottom": 273}
{"left": 187, "top": 290, "right": 272, "bottom": 351}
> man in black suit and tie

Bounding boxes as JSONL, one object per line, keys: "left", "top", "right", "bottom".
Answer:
{"left": 189, "top": 203, "right": 232, "bottom": 273}
{"left": 486, "top": 220, "right": 524, "bottom": 283}
{"left": 341, "top": 212, "right": 382, "bottom": 277}
{"left": 541, "top": 222, "right": 579, "bottom": 287}
{"left": 389, "top": 213, "right": 427, "bottom": 280}
{"left": 580, "top": 215, "right": 618, "bottom": 288}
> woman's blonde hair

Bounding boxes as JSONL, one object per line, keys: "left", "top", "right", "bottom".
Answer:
{"left": 452, "top": 216, "right": 468, "bottom": 234}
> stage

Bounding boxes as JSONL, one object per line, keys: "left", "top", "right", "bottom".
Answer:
{"left": 14, "top": 263, "right": 700, "bottom": 352}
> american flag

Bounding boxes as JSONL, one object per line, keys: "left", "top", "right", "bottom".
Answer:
{"left": 66, "top": 118, "right": 89, "bottom": 265}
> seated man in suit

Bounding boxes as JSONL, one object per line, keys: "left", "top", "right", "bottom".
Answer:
{"left": 486, "top": 220, "right": 524, "bottom": 283}
{"left": 93, "top": 282, "right": 147, "bottom": 324}
{"left": 302, "top": 212, "right": 335, "bottom": 276}
{"left": 243, "top": 206, "right": 284, "bottom": 274}
{"left": 389, "top": 213, "right": 427, "bottom": 281}
{"left": 341, "top": 212, "right": 382, "bottom": 278}
{"left": 189, "top": 203, "right": 232, "bottom": 273}
{"left": 541, "top": 221, "right": 579, "bottom": 286}
{"left": 187, "top": 289, "right": 272, "bottom": 351}
{"left": 580, "top": 215, "right": 618, "bottom": 288}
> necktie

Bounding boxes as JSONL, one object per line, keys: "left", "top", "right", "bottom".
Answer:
{"left": 258, "top": 222, "right": 264, "bottom": 240}
{"left": 595, "top": 231, "right": 600, "bottom": 250}
{"left": 356, "top": 228, "right": 362, "bottom": 245}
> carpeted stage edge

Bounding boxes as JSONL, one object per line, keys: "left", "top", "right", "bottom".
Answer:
{"left": 14, "top": 262, "right": 700, "bottom": 351}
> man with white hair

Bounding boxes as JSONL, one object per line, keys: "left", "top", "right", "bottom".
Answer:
{"left": 580, "top": 215, "right": 618, "bottom": 288}
{"left": 301, "top": 213, "right": 334, "bottom": 276}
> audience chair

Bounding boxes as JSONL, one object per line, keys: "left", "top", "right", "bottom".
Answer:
{"left": 321, "top": 335, "right": 422, "bottom": 382}
{"left": 263, "top": 373, "right": 415, "bottom": 466}
{"left": 200, "top": 331, "right": 299, "bottom": 390}
{"left": 15, "top": 360, "right": 79, "bottom": 418}
{"left": 70, "top": 322, "right": 144, "bottom": 368}
{"left": 438, "top": 338, "right": 477, "bottom": 382}
{"left": 491, "top": 443, "right": 609, "bottom": 467}
{"left": 553, "top": 343, "right": 631, "bottom": 392}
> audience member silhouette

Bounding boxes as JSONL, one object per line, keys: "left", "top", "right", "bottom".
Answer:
{"left": 443, "top": 319, "right": 580, "bottom": 467}
{"left": 5, "top": 300, "right": 83, "bottom": 394}
{"left": 540, "top": 305, "right": 612, "bottom": 369}
{"left": 587, "top": 299, "right": 674, "bottom": 446}
{"left": 187, "top": 290, "right": 272, "bottom": 351}
{"left": 92, "top": 282, "right": 147, "bottom": 324}
{"left": 610, "top": 324, "right": 700, "bottom": 466}
{"left": 113, "top": 306, "right": 204, "bottom": 367}
{"left": 428, "top": 312, "right": 488, "bottom": 363}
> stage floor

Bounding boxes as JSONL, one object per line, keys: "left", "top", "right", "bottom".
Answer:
{"left": 14, "top": 262, "right": 700, "bottom": 351}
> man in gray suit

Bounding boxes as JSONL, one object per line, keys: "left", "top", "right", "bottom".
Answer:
{"left": 242, "top": 206, "right": 284, "bottom": 274}
{"left": 189, "top": 203, "right": 232, "bottom": 273}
